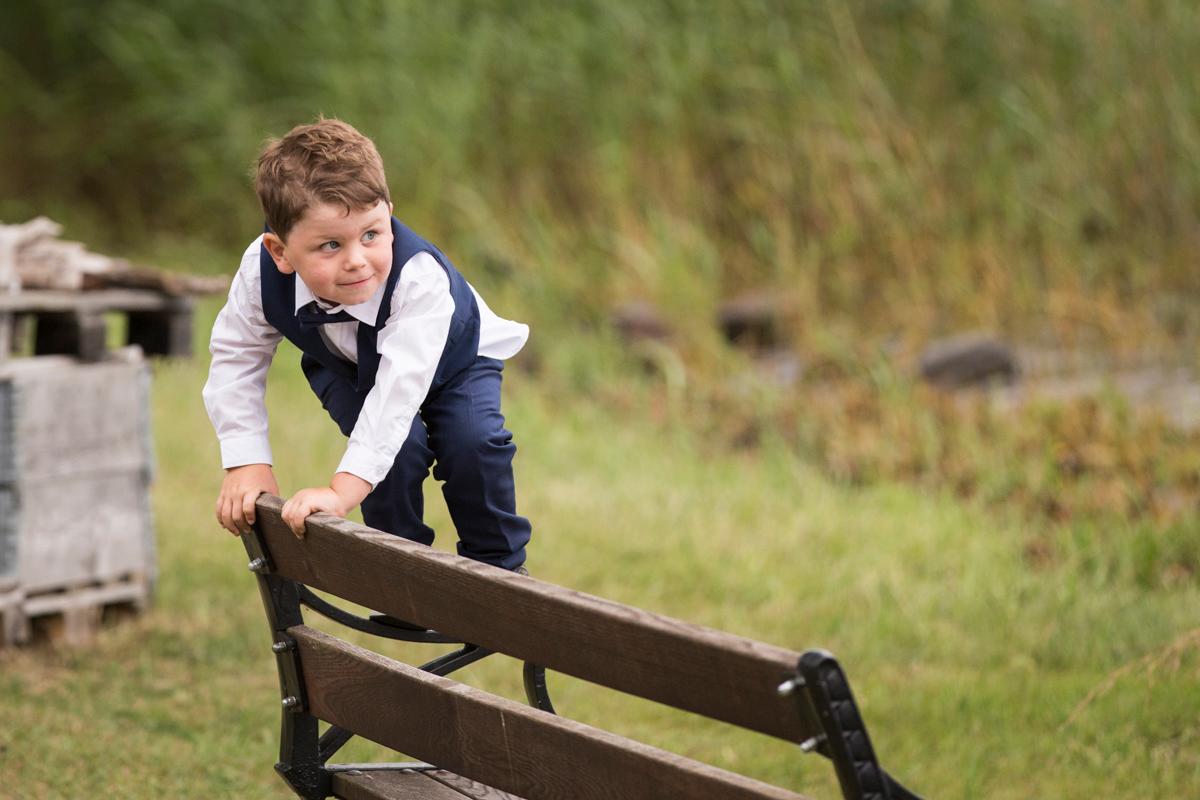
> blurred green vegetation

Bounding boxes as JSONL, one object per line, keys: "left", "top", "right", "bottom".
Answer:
{"left": 1, "top": 4, "right": 1198, "bottom": 794}
{"left": 2, "top": 0, "right": 1198, "bottom": 342}
{"left": 2, "top": 4, "right": 1196, "bottom": 578}
{"left": 6, "top": 2, "right": 1198, "bottom": 541}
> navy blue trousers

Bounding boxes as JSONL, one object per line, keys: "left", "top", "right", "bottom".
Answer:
{"left": 307, "top": 355, "right": 531, "bottom": 570}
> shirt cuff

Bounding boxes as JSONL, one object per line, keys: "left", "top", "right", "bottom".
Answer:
{"left": 336, "top": 444, "right": 395, "bottom": 490}
{"left": 220, "top": 434, "right": 273, "bottom": 469}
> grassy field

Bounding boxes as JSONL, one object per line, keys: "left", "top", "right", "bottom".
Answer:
{"left": 0, "top": 300, "right": 1196, "bottom": 799}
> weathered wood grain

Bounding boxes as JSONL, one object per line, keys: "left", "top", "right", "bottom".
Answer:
{"left": 5, "top": 575, "right": 149, "bottom": 646}
{"left": 20, "top": 576, "right": 148, "bottom": 616}
{"left": 0, "top": 288, "right": 190, "bottom": 313}
{"left": 0, "top": 583, "right": 25, "bottom": 645}
{"left": 254, "top": 495, "right": 818, "bottom": 742}
{"left": 0, "top": 312, "right": 13, "bottom": 360}
{"left": 294, "top": 626, "right": 810, "bottom": 800}
{"left": 127, "top": 304, "right": 193, "bottom": 357}
{"left": 333, "top": 769, "right": 474, "bottom": 800}
{"left": 425, "top": 771, "right": 527, "bottom": 800}
{"left": 32, "top": 310, "right": 107, "bottom": 362}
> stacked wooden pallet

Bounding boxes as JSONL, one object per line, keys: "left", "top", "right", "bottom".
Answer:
{"left": 0, "top": 217, "right": 226, "bottom": 361}
{"left": 0, "top": 219, "right": 222, "bottom": 646}
{"left": 0, "top": 352, "right": 157, "bottom": 645}
{"left": 0, "top": 287, "right": 196, "bottom": 362}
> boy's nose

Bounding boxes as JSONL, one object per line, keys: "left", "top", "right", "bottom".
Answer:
{"left": 344, "top": 245, "right": 368, "bottom": 269}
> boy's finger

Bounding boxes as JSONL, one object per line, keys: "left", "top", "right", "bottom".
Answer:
{"left": 230, "top": 499, "right": 247, "bottom": 534}
{"left": 242, "top": 492, "right": 257, "bottom": 531}
{"left": 219, "top": 497, "right": 238, "bottom": 535}
{"left": 281, "top": 498, "right": 301, "bottom": 538}
{"left": 292, "top": 503, "right": 308, "bottom": 538}
{"left": 292, "top": 504, "right": 308, "bottom": 539}
{"left": 284, "top": 514, "right": 305, "bottom": 538}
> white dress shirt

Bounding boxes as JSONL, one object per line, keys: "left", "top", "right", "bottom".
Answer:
{"left": 202, "top": 235, "right": 528, "bottom": 487}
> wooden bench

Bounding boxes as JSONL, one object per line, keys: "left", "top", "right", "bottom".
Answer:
{"left": 243, "top": 495, "right": 922, "bottom": 800}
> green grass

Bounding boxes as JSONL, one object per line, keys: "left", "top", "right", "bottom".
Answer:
{"left": 1, "top": 300, "right": 1197, "bottom": 798}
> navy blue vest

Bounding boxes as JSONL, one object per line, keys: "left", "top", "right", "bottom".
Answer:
{"left": 260, "top": 217, "right": 480, "bottom": 411}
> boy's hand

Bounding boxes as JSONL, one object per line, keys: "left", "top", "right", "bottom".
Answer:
{"left": 280, "top": 473, "right": 371, "bottom": 538}
{"left": 216, "top": 464, "right": 279, "bottom": 535}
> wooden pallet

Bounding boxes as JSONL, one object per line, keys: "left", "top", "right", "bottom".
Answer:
{"left": 0, "top": 573, "right": 151, "bottom": 647}
{"left": 0, "top": 355, "right": 158, "bottom": 647}
{"left": 0, "top": 289, "right": 193, "bottom": 361}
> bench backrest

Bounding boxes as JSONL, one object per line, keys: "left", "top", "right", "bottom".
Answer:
{"left": 246, "top": 495, "right": 909, "bottom": 800}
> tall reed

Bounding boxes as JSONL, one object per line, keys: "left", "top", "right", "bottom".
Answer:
{"left": 2, "top": 1, "right": 1196, "bottom": 342}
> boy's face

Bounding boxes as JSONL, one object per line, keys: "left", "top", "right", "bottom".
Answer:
{"left": 263, "top": 199, "right": 394, "bottom": 307}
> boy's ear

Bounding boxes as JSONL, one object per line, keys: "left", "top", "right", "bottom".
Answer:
{"left": 262, "top": 232, "right": 294, "bottom": 274}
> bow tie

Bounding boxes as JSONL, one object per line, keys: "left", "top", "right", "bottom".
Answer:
{"left": 296, "top": 302, "right": 357, "bottom": 329}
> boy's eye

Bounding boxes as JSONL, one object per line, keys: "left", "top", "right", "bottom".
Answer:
{"left": 362, "top": 230, "right": 378, "bottom": 243}
{"left": 319, "top": 240, "right": 340, "bottom": 252}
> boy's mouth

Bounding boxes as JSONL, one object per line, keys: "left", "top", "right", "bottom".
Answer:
{"left": 338, "top": 274, "right": 373, "bottom": 287}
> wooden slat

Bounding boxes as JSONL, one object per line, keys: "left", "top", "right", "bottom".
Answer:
{"left": 32, "top": 310, "right": 108, "bottom": 362}
{"left": 21, "top": 576, "right": 148, "bottom": 615}
{"left": 331, "top": 769, "right": 527, "bottom": 800}
{"left": 425, "top": 771, "right": 526, "bottom": 800}
{"left": 254, "top": 495, "right": 818, "bottom": 742}
{"left": 0, "top": 288, "right": 184, "bottom": 313}
{"left": 295, "top": 626, "right": 810, "bottom": 800}
{"left": 334, "top": 769, "right": 472, "bottom": 799}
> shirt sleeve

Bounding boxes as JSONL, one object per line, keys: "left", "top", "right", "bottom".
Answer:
{"left": 336, "top": 252, "right": 455, "bottom": 487}
{"left": 201, "top": 238, "right": 283, "bottom": 468}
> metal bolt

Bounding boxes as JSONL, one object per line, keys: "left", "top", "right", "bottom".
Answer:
{"left": 271, "top": 640, "right": 293, "bottom": 653}
{"left": 777, "top": 677, "right": 805, "bottom": 696}
{"left": 247, "top": 558, "right": 267, "bottom": 573}
{"left": 799, "top": 735, "right": 825, "bottom": 753}
{"left": 281, "top": 696, "right": 300, "bottom": 709}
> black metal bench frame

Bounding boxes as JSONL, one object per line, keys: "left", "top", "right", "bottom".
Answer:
{"left": 243, "top": 529, "right": 553, "bottom": 799}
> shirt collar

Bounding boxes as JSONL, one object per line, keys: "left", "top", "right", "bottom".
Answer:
{"left": 293, "top": 276, "right": 384, "bottom": 325}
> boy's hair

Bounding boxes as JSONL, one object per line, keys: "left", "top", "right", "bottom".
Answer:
{"left": 255, "top": 118, "right": 390, "bottom": 239}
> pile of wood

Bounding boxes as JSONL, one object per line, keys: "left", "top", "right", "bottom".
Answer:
{"left": 0, "top": 217, "right": 227, "bottom": 295}
{"left": 0, "top": 217, "right": 228, "bottom": 362}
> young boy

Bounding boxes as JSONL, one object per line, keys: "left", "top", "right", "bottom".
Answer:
{"left": 203, "top": 118, "right": 531, "bottom": 571}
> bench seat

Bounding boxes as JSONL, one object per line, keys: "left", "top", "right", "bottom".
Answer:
{"left": 334, "top": 769, "right": 524, "bottom": 800}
